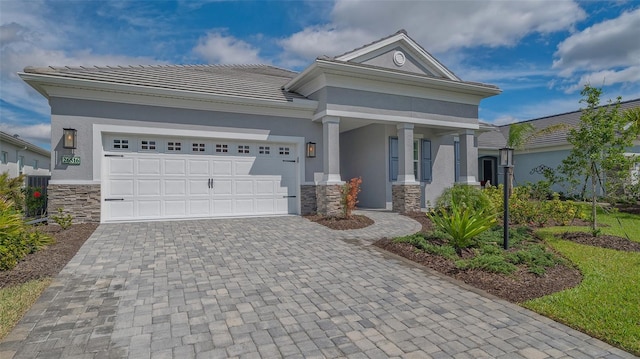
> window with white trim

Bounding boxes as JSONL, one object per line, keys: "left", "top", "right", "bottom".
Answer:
{"left": 258, "top": 146, "right": 270, "bottom": 155}
{"left": 113, "top": 139, "right": 129, "bottom": 150}
{"left": 215, "top": 144, "right": 228, "bottom": 153}
{"left": 192, "top": 143, "right": 206, "bottom": 152}
{"left": 140, "top": 140, "right": 157, "bottom": 151}
{"left": 167, "top": 141, "right": 182, "bottom": 152}
{"left": 1, "top": 151, "right": 7, "bottom": 164}
{"left": 237, "top": 145, "right": 250, "bottom": 154}
{"left": 34, "top": 160, "right": 39, "bottom": 170}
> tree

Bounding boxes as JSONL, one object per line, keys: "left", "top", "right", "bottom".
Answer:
{"left": 559, "top": 85, "right": 638, "bottom": 234}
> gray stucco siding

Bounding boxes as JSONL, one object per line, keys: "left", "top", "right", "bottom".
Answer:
{"left": 512, "top": 150, "right": 571, "bottom": 193}
{"left": 340, "top": 124, "right": 387, "bottom": 208}
{"left": 324, "top": 87, "right": 478, "bottom": 121}
{"left": 49, "top": 97, "right": 323, "bottom": 182}
{"left": 361, "top": 47, "right": 433, "bottom": 76}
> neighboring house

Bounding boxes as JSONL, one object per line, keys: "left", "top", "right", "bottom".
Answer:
{"left": 19, "top": 30, "right": 500, "bottom": 223}
{"left": 0, "top": 131, "right": 51, "bottom": 178}
{"left": 478, "top": 98, "right": 640, "bottom": 192}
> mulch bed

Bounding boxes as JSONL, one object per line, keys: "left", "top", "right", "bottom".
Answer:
{"left": 372, "top": 212, "right": 584, "bottom": 303}
{"left": 304, "top": 214, "right": 374, "bottom": 230}
{"left": 0, "top": 223, "right": 98, "bottom": 289}
{"left": 561, "top": 232, "right": 640, "bottom": 252}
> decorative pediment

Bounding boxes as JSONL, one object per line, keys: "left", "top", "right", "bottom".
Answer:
{"left": 333, "top": 30, "right": 460, "bottom": 81}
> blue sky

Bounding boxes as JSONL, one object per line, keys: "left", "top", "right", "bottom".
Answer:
{"left": 1, "top": 0, "right": 639, "bottom": 149}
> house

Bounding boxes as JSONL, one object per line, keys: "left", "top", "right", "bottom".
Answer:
{"left": 19, "top": 30, "right": 500, "bottom": 223}
{"left": 477, "top": 98, "right": 640, "bottom": 192}
{"left": 0, "top": 131, "right": 51, "bottom": 178}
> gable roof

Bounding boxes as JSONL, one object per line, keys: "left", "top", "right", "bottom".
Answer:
{"left": 477, "top": 98, "right": 640, "bottom": 150}
{"left": 0, "top": 131, "right": 50, "bottom": 157}
{"left": 331, "top": 29, "right": 460, "bottom": 81}
{"left": 22, "top": 64, "right": 306, "bottom": 103}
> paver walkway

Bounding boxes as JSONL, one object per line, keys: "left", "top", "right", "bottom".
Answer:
{"left": 1, "top": 211, "right": 635, "bottom": 358}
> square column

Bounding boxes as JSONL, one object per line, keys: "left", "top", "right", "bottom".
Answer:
{"left": 458, "top": 129, "right": 480, "bottom": 185}
{"left": 393, "top": 123, "right": 420, "bottom": 213}
{"left": 317, "top": 116, "right": 343, "bottom": 216}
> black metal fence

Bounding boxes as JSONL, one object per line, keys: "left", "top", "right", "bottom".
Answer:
{"left": 25, "top": 175, "right": 50, "bottom": 217}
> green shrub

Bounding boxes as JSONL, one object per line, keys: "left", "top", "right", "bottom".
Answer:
{"left": 0, "top": 173, "right": 25, "bottom": 212}
{"left": 22, "top": 186, "right": 46, "bottom": 217}
{"left": 456, "top": 254, "right": 518, "bottom": 274}
{"left": 50, "top": 208, "right": 73, "bottom": 230}
{"left": 428, "top": 203, "right": 497, "bottom": 255}
{"left": 394, "top": 234, "right": 458, "bottom": 259}
{"left": 436, "top": 184, "right": 494, "bottom": 212}
{"left": 0, "top": 198, "right": 53, "bottom": 271}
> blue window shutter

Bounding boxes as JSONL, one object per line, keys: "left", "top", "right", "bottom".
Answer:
{"left": 389, "top": 137, "right": 398, "bottom": 181}
{"left": 454, "top": 140, "right": 460, "bottom": 182}
{"left": 421, "top": 140, "right": 432, "bottom": 182}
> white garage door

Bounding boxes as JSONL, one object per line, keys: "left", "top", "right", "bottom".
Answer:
{"left": 102, "top": 136, "right": 298, "bottom": 222}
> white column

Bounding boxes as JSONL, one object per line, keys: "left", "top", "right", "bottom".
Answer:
{"left": 458, "top": 129, "right": 479, "bottom": 184}
{"left": 321, "top": 116, "right": 342, "bottom": 184}
{"left": 396, "top": 123, "right": 418, "bottom": 184}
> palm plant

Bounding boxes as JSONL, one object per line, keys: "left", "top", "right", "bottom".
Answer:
{"left": 428, "top": 202, "right": 497, "bottom": 256}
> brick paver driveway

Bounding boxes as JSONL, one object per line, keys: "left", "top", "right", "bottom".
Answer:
{"left": 1, "top": 211, "right": 635, "bottom": 358}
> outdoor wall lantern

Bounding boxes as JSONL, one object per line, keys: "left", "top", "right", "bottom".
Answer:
{"left": 63, "top": 128, "right": 77, "bottom": 149}
{"left": 306, "top": 142, "right": 316, "bottom": 158}
{"left": 499, "top": 147, "right": 514, "bottom": 250}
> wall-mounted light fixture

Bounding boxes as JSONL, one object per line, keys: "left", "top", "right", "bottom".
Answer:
{"left": 63, "top": 128, "right": 77, "bottom": 149}
{"left": 306, "top": 142, "right": 316, "bottom": 158}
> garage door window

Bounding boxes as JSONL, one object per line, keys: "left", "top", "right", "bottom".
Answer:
{"left": 192, "top": 143, "right": 206, "bottom": 152}
{"left": 112, "top": 139, "right": 130, "bottom": 150}
{"left": 215, "top": 144, "right": 228, "bottom": 153}
{"left": 140, "top": 140, "right": 157, "bottom": 151}
{"left": 167, "top": 141, "right": 182, "bottom": 152}
{"left": 279, "top": 147, "right": 290, "bottom": 156}
{"left": 259, "top": 146, "right": 270, "bottom": 155}
{"left": 238, "top": 145, "right": 250, "bottom": 154}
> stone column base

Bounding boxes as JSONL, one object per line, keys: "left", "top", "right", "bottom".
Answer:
{"left": 300, "top": 185, "right": 317, "bottom": 215}
{"left": 392, "top": 184, "right": 421, "bottom": 213}
{"left": 47, "top": 184, "right": 101, "bottom": 223}
{"left": 316, "top": 184, "right": 343, "bottom": 217}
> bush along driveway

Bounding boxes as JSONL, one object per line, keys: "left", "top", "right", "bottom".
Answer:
{"left": 0, "top": 213, "right": 633, "bottom": 358}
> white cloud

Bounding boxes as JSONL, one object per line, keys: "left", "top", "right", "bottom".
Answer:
{"left": 193, "top": 31, "right": 264, "bottom": 64}
{"left": 0, "top": 122, "right": 51, "bottom": 145}
{"left": 553, "top": 8, "right": 640, "bottom": 75}
{"left": 279, "top": 0, "right": 586, "bottom": 63}
{"left": 562, "top": 66, "right": 640, "bottom": 93}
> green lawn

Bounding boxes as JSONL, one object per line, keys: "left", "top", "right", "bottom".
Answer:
{"left": 526, "top": 216, "right": 640, "bottom": 356}
{"left": 0, "top": 279, "right": 52, "bottom": 340}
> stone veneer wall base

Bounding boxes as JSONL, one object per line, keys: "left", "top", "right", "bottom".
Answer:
{"left": 316, "top": 184, "right": 343, "bottom": 217}
{"left": 392, "top": 184, "right": 421, "bottom": 213}
{"left": 300, "top": 185, "right": 317, "bottom": 215}
{"left": 47, "top": 184, "right": 101, "bottom": 224}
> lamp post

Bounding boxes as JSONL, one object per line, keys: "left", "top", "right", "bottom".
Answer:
{"left": 499, "top": 147, "right": 514, "bottom": 250}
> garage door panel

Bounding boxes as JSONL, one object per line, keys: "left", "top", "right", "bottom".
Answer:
{"left": 189, "top": 200, "right": 210, "bottom": 216}
{"left": 213, "top": 160, "right": 232, "bottom": 176}
{"left": 212, "top": 180, "right": 232, "bottom": 195}
{"left": 256, "top": 198, "right": 275, "bottom": 213}
{"left": 212, "top": 199, "right": 232, "bottom": 214}
{"left": 165, "top": 179, "right": 186, "bottom": 195}
{"left": 138, "top": 158, "right": 161, "bottom": 175}
{"left": 164, "top": 159, "right": 186, "bottom": 175}
{"left": 235, "top": 199, "right": 253, "bottom": 213}
{"left": 188, "top": 159, "right": 210, "bottom": 175}
{"left": 256, "top": 180, "right": 275, "bottom": 195}
{"left": 164, "top": 200, "right": 186, "bottom": 216}
{"left": 107, "top": 201, "right": 134, "bottom": 220}
{"left": 234, "top": 160, "right": 254, "bottom": 176}
{"left": 188, "top": 179, "right": 209, "bottom": 195}
{"left": 109, "top": 158, "right": 134, "bottom": 175}
{"left": 138, "top": 200, "right": 161, "bottom": 217}
{"left": 235, "top": 180, "right": 254, "bottom": 195}
{"left": 138, "top": 179, "right": 161, "bottom": 196}
{"left": 109, "top": 179, "right": 134, "bottom": 196}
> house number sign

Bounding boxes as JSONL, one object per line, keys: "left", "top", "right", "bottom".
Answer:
{"left": 61, "top": 155, "right": 81, "bottom": 165}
